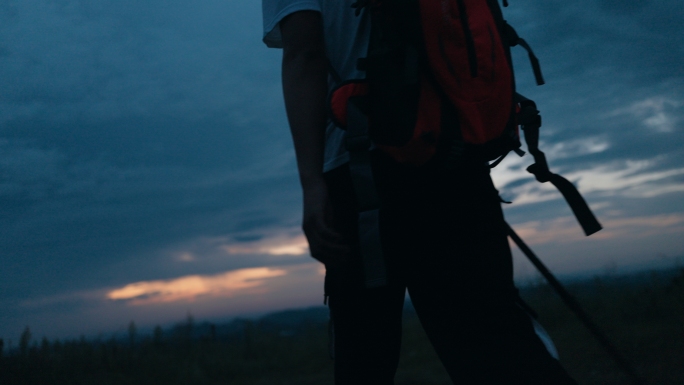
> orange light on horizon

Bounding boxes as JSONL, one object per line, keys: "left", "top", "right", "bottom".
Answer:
{"left": 107, "top": 267, "right": 287, "bottom": 306}
{"left": 223, "top": 234, "right": 309, "bottom": 256}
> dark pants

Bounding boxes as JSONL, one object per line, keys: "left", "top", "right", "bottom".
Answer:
{"left": 324, "top": 154, "right": 577, "bottom": 385}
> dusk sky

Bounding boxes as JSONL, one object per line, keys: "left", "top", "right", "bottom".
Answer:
{"left": 1, "top": 0, "right": 683, "bottom": 342}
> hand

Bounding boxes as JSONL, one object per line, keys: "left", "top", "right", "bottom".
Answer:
{"left": 301, "top": 179, "right": 350, "bottom": 266}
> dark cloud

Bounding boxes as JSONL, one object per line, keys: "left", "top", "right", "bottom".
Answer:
{"left": 508, "top": 0, "right": 684, "bottom": 90}
{"left": 1, "top": 0, "right": 683, "bottom": 339}
{"left": 598, "top": 0, "right": 649, "bottom": 15}
{"left": 0, "top": 0, "right": 295, "bottom": 297}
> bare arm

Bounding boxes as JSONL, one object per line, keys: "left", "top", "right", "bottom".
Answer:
{"left": 281, "top": 11, "right": 349, "bottom": 265}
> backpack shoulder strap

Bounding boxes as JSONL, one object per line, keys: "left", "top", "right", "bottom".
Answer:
{"left": 346, "top": 98, "right": 388, "bottom": 288}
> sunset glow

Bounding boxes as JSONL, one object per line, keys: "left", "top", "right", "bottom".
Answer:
{"left": 107, "top": 267, "right": 287, "bottom": 305}
{"left": 223, "top": 234, "right": 309, "bottom": 256}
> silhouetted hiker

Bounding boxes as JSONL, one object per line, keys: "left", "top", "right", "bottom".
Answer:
{"left": 262, "top": 1, "right": 578, "bottom": 384}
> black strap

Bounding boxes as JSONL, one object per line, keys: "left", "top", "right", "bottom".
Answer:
{"left": 346, "top": 99, "right": 388, "bottom": 288}
{"left": 333, "top": 3, "right": 388, "bottom": 289}
{"left": 516, "top": 93, "right": 602, "bottom": 236}
{"left": 351, "top": 0, "right": 371, "bottom": 16}
{"left": 517, "top": 38, "right": 545, "bottom": 86}
{"left": 503, "top": 22, "right": 545, "bottom": 86}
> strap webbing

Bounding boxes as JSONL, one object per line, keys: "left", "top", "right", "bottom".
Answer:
{"left": 346, "top": 100, "right": 388, "bottom": 288}
{"left": 516, "top": 93, "right": 602, "bottom": 236}
{"left": 517, "top": 38, "right": 545, "bottom": 86}
{"left": 502, "top": 23, "right": 545, "bottom": 86}
{"left": 329, "top": 32, "right": 387, "bottom": 288}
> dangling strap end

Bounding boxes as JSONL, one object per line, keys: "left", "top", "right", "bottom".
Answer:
{"left": 549, "top": 174, "right": 603, "bottom": 236}
{"left": 527, "top": 163, "right": 552, "bottom": 183}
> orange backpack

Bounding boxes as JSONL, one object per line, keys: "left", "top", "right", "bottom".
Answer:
{"left": 330, "top": 0, "right": 544, "bottom": 166}
{"left": 328, "top": 0, "right": 601, "bottom": 288}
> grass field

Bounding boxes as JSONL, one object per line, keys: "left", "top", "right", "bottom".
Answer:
{"left": 1, "top": 267, "right": 682, "bottom": 384}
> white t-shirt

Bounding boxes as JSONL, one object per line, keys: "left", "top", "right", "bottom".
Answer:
{"left": 262, "top": 0, "right": 370, "bottom": 172}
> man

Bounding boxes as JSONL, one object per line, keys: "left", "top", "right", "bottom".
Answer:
{"left": 262, "top": 1, "right": 578, "bottom": 384}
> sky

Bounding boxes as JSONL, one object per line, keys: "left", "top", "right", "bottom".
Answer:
{"left": 1, "top": 0, "right": 683, "bottom": 342}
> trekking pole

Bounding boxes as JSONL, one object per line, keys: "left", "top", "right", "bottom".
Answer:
{"left": 505, "top": 222, "right": 647, "bottom": 385}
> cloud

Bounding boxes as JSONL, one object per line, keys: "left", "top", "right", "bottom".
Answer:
{"left": 158, "top": 227, "right": 310, "bottom": 265}
{"left": 107, "top": 267, "right": 287, "bottom": 306}
{"left": 511, "top": 213, "right": 684, "bottom": 246}
{"left": 223, "top": 234, "right": 309, "bottom": 256}
{"left": 2, "top": 0, "right": 684, "bottom": 341}
{"left": 177, "top": 253, "right": 196, "bottom": 262}
{"left": 493, "top": 154, "right": 684, "bottom": 207}
{"left": 0, "top": 130, "right": 302, "bottom": 293}
{"left": 568, "top": 161, "right": 684, "bottom": 198}
{"left": 7, "top": 262, "right": 325, "bottom": 340}
{"left": 0, "top": 0, "right": 278, "bottom": 126}
{"left": 0, "top": 138, "right": 185, "bottom": 200}
{"left": 606, "top": 96, "right": 684, "bottom": 133}
{"left": 542, "top": 138, "right": 611, "bottom": 160}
